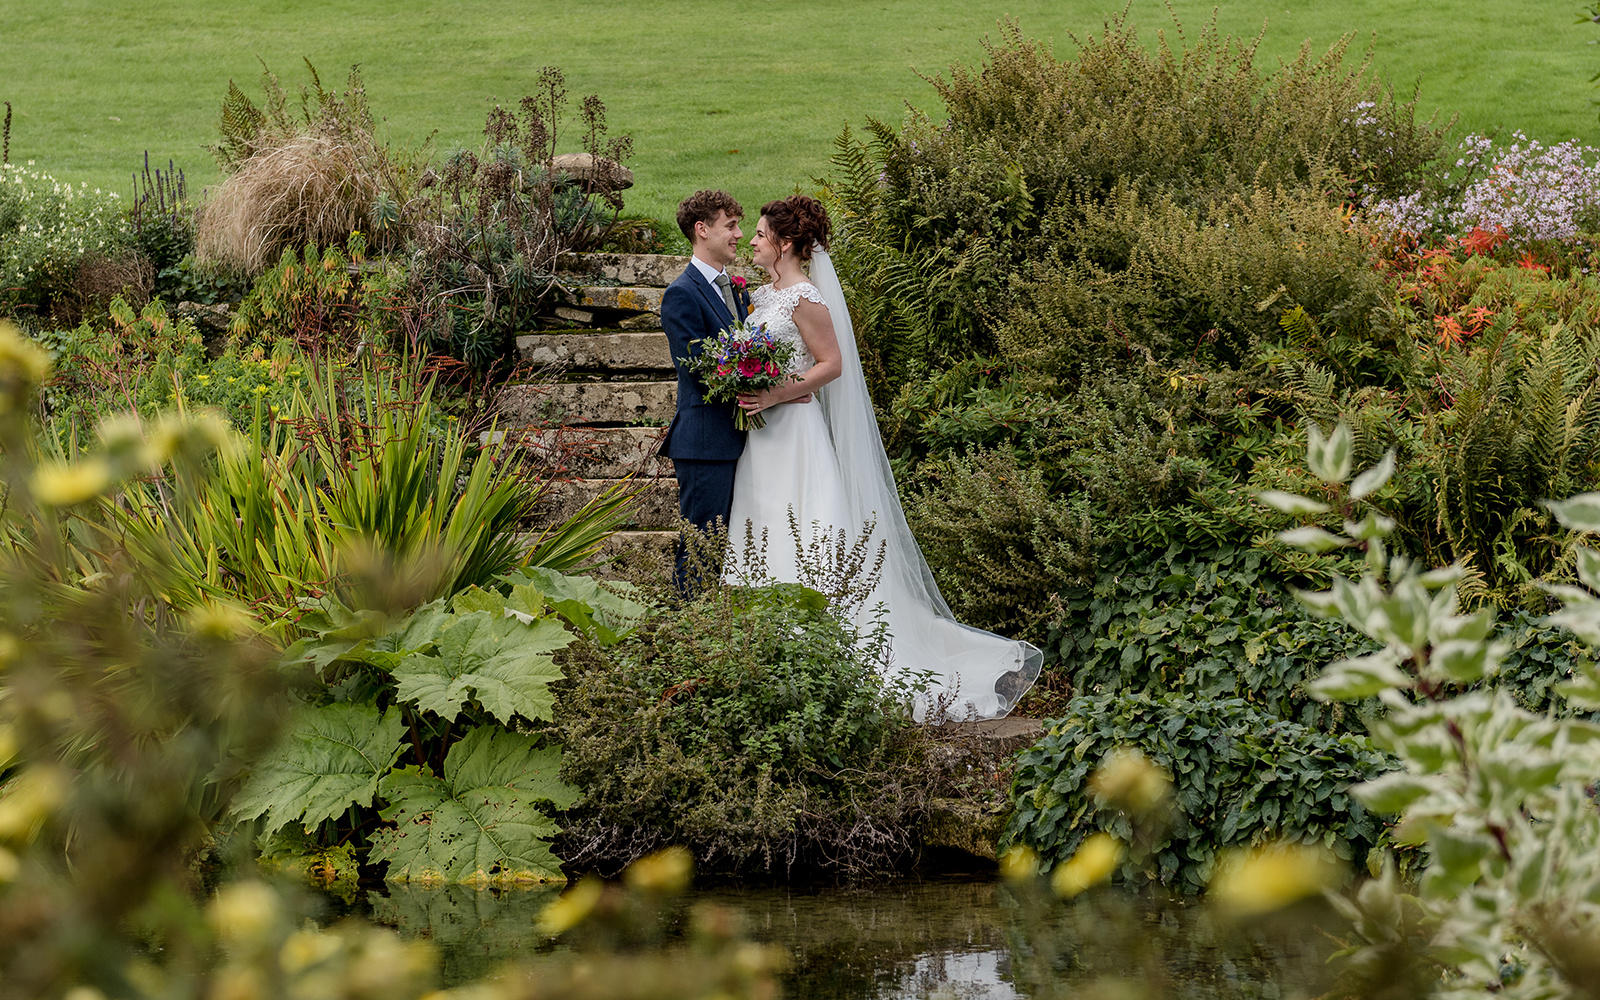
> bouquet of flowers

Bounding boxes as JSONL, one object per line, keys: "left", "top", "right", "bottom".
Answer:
{"left": 682, "top": 320, "right": 797, "bottom": 430}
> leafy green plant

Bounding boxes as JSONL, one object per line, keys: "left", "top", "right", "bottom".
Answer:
{"left": 555, "top": 580, "right": 937, "bottom": 877}
{"left": 824, "top": 13, "right": 1447, "bottom": 395}
{"left": 234, "top": 566, "right": 644, "bottom": 885}
{"left": 1262, "top": 422, "right": 1600, "bottom": 997}
{"left": 404, "top": 68, "right": 633, "bottom": 368}
{"left": 112, "top": 356, "right": 548, "bottom": 631}
{"left": 904, "top": 448, "right": 1096, "bottom": 639}
{"left": 198, "top": 60, "right": 423, "bottom": 272}
{"left": 227, "top": 235, "right": 386, "bottom": 353}
{"left": 1049, "top": 536, "right": 1374, "bottom": 729}
{"left": 1003, "top": 691, "right": 1395, "bottom": 894}
{"left": 0, "top": 319, "right": 782, "bottom": 1000}
{"left": 36, "top": 296, "right": 310, "bottom": 434}
{"left": 0, "top": 161, "right": 136, "bottom": 324}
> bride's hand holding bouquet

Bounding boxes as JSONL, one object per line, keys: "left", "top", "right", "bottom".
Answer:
{"left": 682, "top": 320, "right": 797, "bottom": 430}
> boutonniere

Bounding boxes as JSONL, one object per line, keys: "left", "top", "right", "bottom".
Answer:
{"left": 730, "top": 275, "right": 748, "bottom": 291}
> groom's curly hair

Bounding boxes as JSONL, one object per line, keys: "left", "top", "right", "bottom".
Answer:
{"left": 676, "top": 190, "right": 744, "bottom": 240}
{"left": 760, "top": 195, "right": 831, "bottom": 261}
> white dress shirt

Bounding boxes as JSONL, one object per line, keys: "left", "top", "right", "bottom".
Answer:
{"left": 690, "top": 255, "right": 729, "bottom": 288}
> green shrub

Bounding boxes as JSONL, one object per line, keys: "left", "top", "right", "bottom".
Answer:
{"left": 0, "top": 161, "right": 137, "bottom": 324}
{"left": 227, "top": 236, "right": 386, "bottom": 353}
{"left": 404, "top": 69, "right": 633, "bottom": 368}
{"left": 554, "top": 582, "right": 935, "bottom": 877}
{"left": 1049, "top": 537, "right": 1374, "bottom": 730}
{"left": 36, "top": 296, "right": 308, "bottom": 433}
{"left": 825, "top": 14, "right": 1447, "bottom": 392}
{"left": 112, "top": 357, "right": 542, "bottom": 631}
{"left": 998, "top": 182, "right": 1390, "bottom": 372}
{"left": 904, "top": 449, "right": 1097, "bottom": 639}
{"left": 233, "top": 568, "right": 644, "bottom": 885}
{"left": 1003, "top": 691, "right": 1396, "bottom": 893}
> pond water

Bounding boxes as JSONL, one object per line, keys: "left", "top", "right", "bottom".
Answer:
{"left": 342, "top": 875, "right": 1338, "bottom": 999}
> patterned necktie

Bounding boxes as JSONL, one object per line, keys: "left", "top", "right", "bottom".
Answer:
{"left": 713, "top": 272, "right": 738, "bottom": 318}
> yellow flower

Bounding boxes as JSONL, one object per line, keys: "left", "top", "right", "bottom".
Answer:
{"left": 0, "top": 766, "right": 68, "bottom": 844}
{"left": 0, "top": 321, "right": 51, "bottom": 390}
{"left": 208, "top": 881, "right": 280, "bottom": 948}
{"left": 186, "top": 600, "right": 255, "bottom": 641}
{"left": 998, "top": 844, "right": 1039, "bottom": 883}
{"left": 1051, "top": 832, "right": 1124, "bottom": 898}
{"left": 538, "top": 877, "right": 603, "bottom": 935}
{"left": 624, "top": 846, "right": 693, "bottom": 894}
{"left": 1209, "top": 843, "right": 1340, "bottom": 918}
{"left": 0, "top": 846, "right": 18, "bottom": 884}
{"left": 1090, "top": 748, "right": 1172, "bottom": 815}
{"left": 279, "top": 928, "right": 342, "bottom": 973}
{"left": 31, "top": 458, "right": 111, "bottom": 507}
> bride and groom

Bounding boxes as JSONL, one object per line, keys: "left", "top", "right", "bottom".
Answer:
{"left": 659, "top": 190, "right": 1040, "bottom": 721}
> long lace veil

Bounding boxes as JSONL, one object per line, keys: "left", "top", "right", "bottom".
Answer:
{"left": 809, "top": 248, "right": 1042, "bottom": 720}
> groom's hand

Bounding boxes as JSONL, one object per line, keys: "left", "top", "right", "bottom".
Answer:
{"left": 792, "top": 393, "right": 813, "bottom": 405}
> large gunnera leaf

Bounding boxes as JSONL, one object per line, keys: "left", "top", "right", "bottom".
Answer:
{"left": 392, "top": 611, "right": 571, "bottom": 724}
{"left": 231, "top": 702, "right": 407, "bottom": 831}
{"left": 370, "top": 727, "right": 579, "bottom": 885}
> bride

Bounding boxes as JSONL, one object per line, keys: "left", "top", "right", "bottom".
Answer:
{"left": 724, "top": 195, "right": 1041, "bottom": 721}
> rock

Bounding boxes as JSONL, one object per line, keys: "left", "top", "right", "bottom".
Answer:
{"left": 556, "top": 252, "right": 760, "bottom": 288}
{"left": 553, "top": 305, "right": 597, "bottom": 326}
{"left": 499, "top": 380, "right": 676, "bottom": 426}
{"left": 516, "top": 331, "right": 673, "bottom": 372}
{"left": 174, "top": 301, "right": 232, "bottom": 336}
{"left": 550, "top": 153, "right": 634, "bottom": 192}
{"left": 924, "top": 797, "right": 1009, "bottom": 862}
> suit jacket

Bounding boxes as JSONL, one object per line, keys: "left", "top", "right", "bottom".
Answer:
{"left": 660, "top": 264, "right": 750, "bottom": 461}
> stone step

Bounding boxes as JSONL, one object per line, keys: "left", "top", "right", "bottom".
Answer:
{"left": 501, "top": 426, "right": 671, "bottom": 478}
{"left": 561, "top": 285, "right": 664, "bottom": 315}
{"left": 558, "top": 252, "right": 760, "bottom": 288}
{"left": 516, "top": 331, "right": 674, "bottom": 372}
{"left": 539, "top": 477, "right": 678, "bottom": 530}
{"left": 500, "top": 380, "right": 675, "bottom": 427}
{"left": 599, "top": 529, "right": 677, "bottom": 561}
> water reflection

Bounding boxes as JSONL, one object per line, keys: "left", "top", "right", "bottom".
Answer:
{"left": 355, "top": 876, "right": 1335, "bottom": 999}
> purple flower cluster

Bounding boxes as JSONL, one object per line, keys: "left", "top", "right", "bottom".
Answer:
{"left": 1368, "top": 132, "right": 1600, "bottom": 244}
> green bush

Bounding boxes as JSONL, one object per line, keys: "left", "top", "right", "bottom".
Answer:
{"left": 112, "top": 357, "right": 544, "bottom": 632}
{"left": 0, "top": 161, "right": 137, "bottom": 324}
{"left": 554, "top": 582, "right": 936, "bottom": 877}
{"left": 1003, "top": 691, "right": 1397, "bottom": 893}
{"left": 1048, "top": 537, "right": 1374, "bottom": 730}
{"left": 36, "top": 296, "right": 309, "bottom": 433}
{"left": 404, "top": 69, "right": 633, "bottom": 368}
{"left": 232, "top": 568, "right": 645, "bottom": 886}
{"left": 904, "top": 448, "right": 1097, "bottom": 639}
{"left": 825, "top": 14, "right": 1447, "bottom": 392}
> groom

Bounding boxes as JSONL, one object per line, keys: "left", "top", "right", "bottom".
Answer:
{"left": 661, "top": 190, "right": 752, "bottom": 592}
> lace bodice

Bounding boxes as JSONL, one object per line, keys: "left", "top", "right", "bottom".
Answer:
{"left": 747, "top": 281, "right": 827, "bottom": 374}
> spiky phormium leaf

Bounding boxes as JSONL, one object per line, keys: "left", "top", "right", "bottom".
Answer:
{"left": 370, "top": 727, "right": 578, "bottom": 885}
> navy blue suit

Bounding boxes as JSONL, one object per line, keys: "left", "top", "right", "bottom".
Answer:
{"left": 660, "top": 264, "right": 750, "bottom": 591}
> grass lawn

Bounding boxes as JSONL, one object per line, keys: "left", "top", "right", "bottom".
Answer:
{"left": 9, "top": 0, "right": 1599, "bottom": 233}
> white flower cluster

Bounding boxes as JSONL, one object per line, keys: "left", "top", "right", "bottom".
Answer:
{"left": 1, "top": 161, "right": 128, "bottom": 308}
{"left": 1366, "top": 132, "right": 1600, "bottom": 245}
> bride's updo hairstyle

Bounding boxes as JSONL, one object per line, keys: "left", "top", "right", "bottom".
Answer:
{"left": 760, "top": 195, "right": 831, "bottom": 262}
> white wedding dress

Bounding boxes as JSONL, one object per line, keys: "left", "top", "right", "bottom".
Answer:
{"left": 726, "top": 258, "right": 1042, "bottom": 721}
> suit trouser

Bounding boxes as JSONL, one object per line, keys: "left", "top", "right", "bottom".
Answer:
{"left": 672, "top": 458, "right": 738, "bottom": 595}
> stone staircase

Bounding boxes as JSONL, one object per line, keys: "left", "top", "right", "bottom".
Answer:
{"left": 502, "top": 252, "right": 758, "bottom": 576}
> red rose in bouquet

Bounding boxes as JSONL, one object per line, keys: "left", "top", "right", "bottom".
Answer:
{"left": 681, "top": 320, "right": 798, "bottom": 430}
